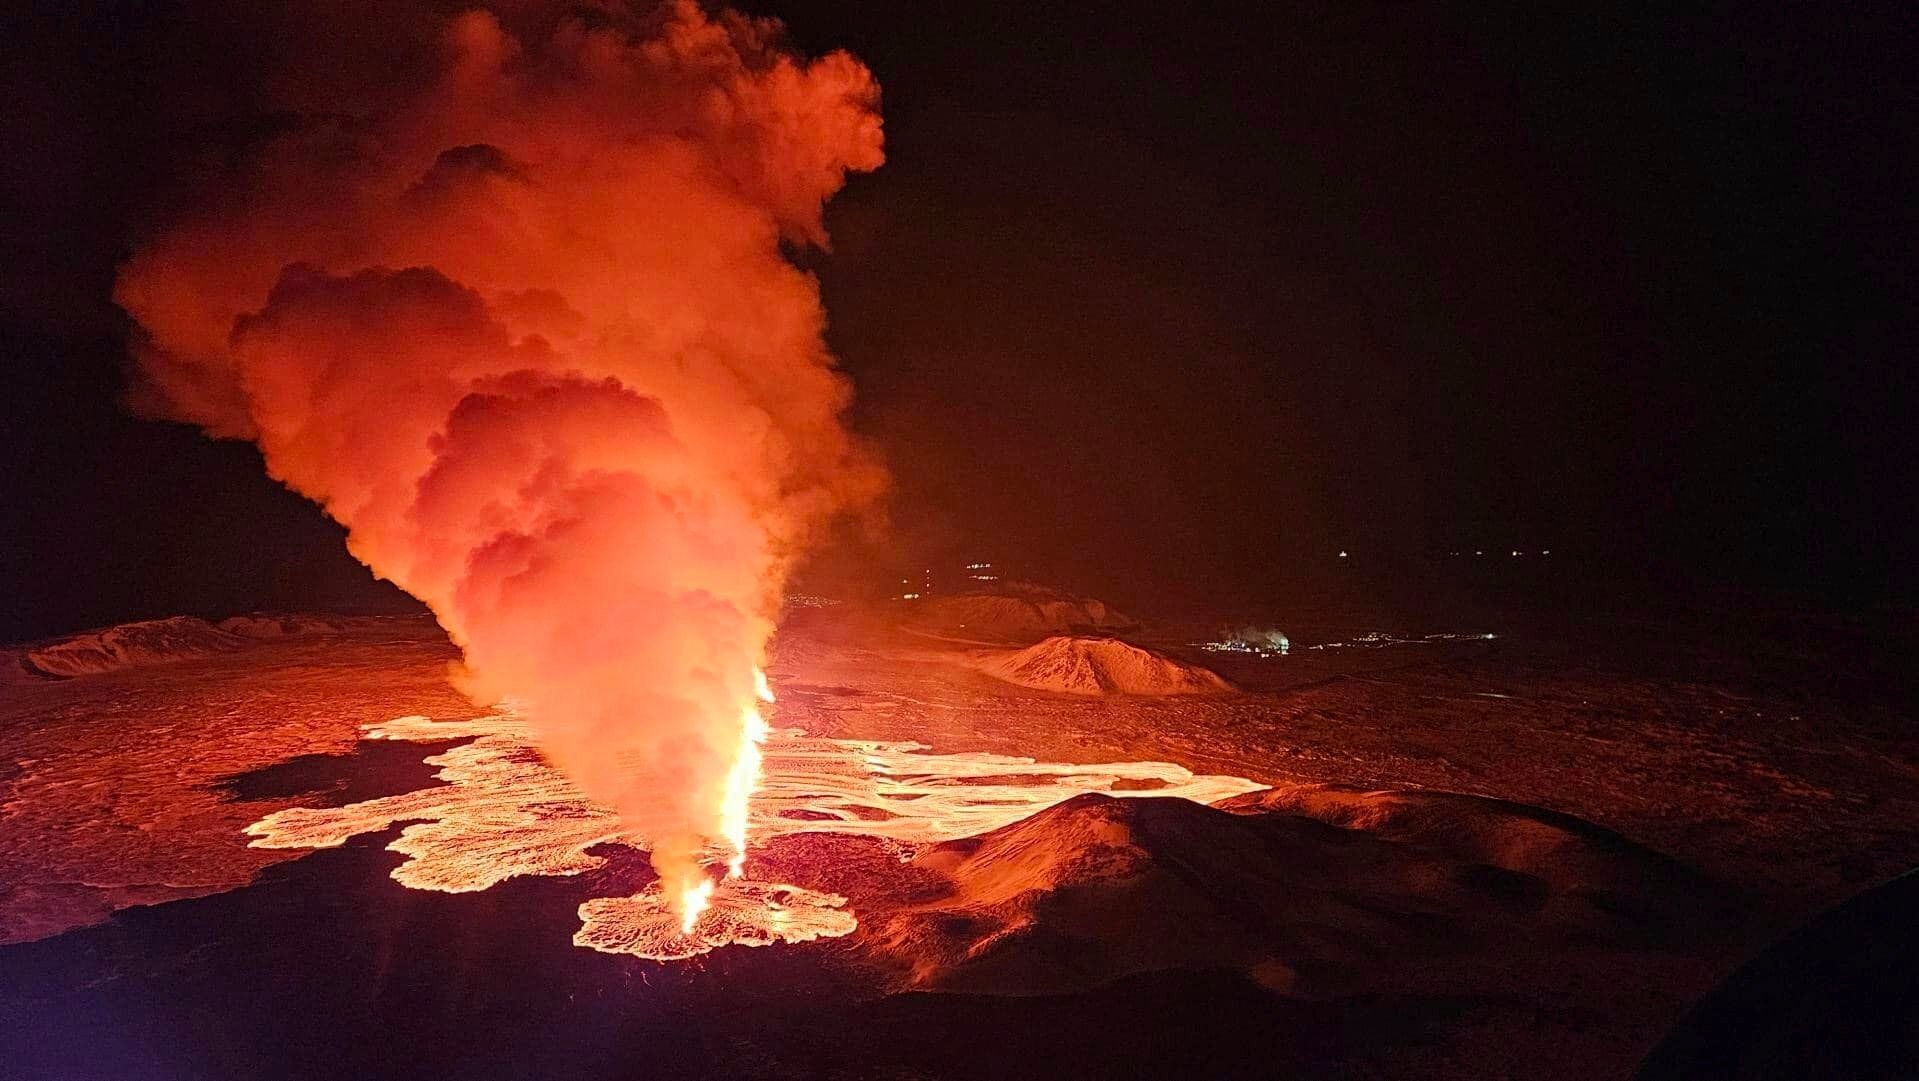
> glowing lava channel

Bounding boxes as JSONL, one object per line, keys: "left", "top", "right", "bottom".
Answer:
{"left": 246, "top": 706, "right": 1266, "bottom": 961}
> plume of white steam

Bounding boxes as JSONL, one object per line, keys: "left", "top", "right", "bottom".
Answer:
{"left": 115, "top": 1, "right": 884, "bottom": 905}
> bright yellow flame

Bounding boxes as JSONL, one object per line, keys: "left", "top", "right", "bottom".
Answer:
{"left": 679, "top": 877, "right": 715, "bottom": 934}
{"left": 720, "top": 667, "right": 774, "bottom": 879}
{"left": 672, "top": 667, "right": 774, "bottom": 933}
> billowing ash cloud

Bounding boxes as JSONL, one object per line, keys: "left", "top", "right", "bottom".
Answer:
{"left": 115, "top": 1, "right": 884, "bottom": 902}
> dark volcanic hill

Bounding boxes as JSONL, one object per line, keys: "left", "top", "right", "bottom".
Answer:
{"left": 871, "top": 788, "right": 1724, "bottom": 997}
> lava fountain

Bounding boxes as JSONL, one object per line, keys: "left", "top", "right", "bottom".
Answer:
{"left": 114, "top": 1, "right": 884, "bottom": 922}
{"left": 683, "top": 665, "right": 775, "bottom": 932}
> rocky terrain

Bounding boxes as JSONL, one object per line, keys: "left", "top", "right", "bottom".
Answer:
{"left": 1, "top": 602, "right": 1914, "bottom": 1079}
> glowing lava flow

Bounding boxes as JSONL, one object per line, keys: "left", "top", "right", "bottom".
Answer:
{"left": 245, "top": 708, "right": 1266, "bottom": 960}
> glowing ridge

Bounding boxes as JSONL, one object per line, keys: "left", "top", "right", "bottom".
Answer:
{"left": 245, "top": 710, "right": 1266, "bottom": 960}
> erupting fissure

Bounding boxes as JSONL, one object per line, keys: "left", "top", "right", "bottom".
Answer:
{"left": 683, "top": 666, "right": 775, "bottom": 932}
{"left": 114, "top": 1, "right": 885, "bottom": 917}
{"left": 247, "top": 709, "right": 1267, "bottom": 960}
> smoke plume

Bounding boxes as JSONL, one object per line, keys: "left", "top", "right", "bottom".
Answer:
{"left": 115, "top": 1, "right": 884, "bottom": 903}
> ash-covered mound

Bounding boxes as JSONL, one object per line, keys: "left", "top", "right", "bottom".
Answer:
{"left": 904, "top": 589, "right": 1132, "bottom": 641}
{"left": 1218, "top": 783, "right": 1709, "bottom": 914}
{"left": 20, "top": 617, "right": 248, "bottom": 678}
{"left": 980, "top": 635, "right": 1233, "bottom": 695}
{"left": 871, "top": 790, "right": 1721, "bottom": 996}
{"left": 2, "top": 613, "right": 420, "bottom": 683}
{"left": 216, "top": 613, "right": 379, "bottom": 638}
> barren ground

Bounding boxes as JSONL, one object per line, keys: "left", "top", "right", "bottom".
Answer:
{"left": 1, "top": 601, "right": 1914, "bottom": 1079}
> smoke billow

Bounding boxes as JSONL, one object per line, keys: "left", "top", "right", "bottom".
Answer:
{"left": 115, "top": 1, "right": 884, "bottom": 903}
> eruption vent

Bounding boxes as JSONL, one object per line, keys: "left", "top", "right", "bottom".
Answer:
{"left": 115, "top": 1, "right": 883, "bottom": 912}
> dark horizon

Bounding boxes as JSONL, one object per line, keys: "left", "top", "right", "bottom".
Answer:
{"left": 4, "top": 2, "right": 1916, "bottom": 641}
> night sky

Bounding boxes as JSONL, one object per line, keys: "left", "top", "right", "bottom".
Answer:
{"left": 3, "top": 3, "right": 1915, "bottom": 639}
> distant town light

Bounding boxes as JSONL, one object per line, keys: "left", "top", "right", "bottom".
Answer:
{"left": 1199, "top": 630, "right": 1290, "bottom": 658}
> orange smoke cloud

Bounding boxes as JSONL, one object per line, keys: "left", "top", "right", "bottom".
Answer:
{"left": 115, "top": 1, "right": 884, "bottom": 903}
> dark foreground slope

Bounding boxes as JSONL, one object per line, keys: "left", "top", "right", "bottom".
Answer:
{"left": 872, "top": 788, "right": 1725, "bottom": 997}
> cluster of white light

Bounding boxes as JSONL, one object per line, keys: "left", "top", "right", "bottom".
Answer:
{"left": 1198, "top": 640, "right": 1288, "bottom": 658}
{"left": 1193, "top": 630, "right": 1497, "bottom": 657}
{"left": 1304, "top": 631, "right": 1497, "bottom": 651}
{"left": 1198, "top": 627, "right": 1291, "bottom": 658}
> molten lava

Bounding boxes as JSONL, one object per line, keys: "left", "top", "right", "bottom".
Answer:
{"left": 247, "top": 706, "right": 1266, "bottom": 960}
